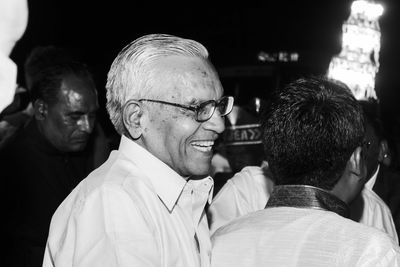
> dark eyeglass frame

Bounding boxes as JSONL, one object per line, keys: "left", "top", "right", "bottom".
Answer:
{"left": 138, "top": 96, "right": 234, "bottom": 122}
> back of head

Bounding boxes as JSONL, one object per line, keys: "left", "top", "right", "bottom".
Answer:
{"left": 263, "top": 76, "right": 364, "bottom": 190}
{"left": 105, "top": 33, "right": 210, "bottom": 136}
{"left": 25, "top": 45, "right": 95, "bottom": 105}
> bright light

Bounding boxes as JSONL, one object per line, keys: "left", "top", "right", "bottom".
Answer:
{"left": 342, "top": 25, "right": 381, "bottom": 53}
{"left": 227, "top": 106, "right": 239, "bottom": 126}
{"left": 351, "top": 0, "right": 384, "bottom": 19}
{"left": 327, "top": 0, "right": 383, "bottom": 100}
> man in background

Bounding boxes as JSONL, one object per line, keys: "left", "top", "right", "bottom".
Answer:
{"left": 1, "top": 46, "right": 100, "bottom": 267}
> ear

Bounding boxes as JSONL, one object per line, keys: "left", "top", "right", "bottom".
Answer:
{"left": 33, "top": 99, "right": 47, "bottom": 120}
{"left": 122, "top": 100, "right": 144, "bottom": 140}
{"left": 348, "top": 146, "right": 365, "bottom": 180}
{"left": 332, "top": 146, "right": 366, "bottom": 204}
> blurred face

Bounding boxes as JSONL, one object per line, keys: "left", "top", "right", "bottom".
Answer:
{"left": 364, "top": 122, "right": 380, "bottom": 180}
{"left": 140, "top": 56, "right": 225, "bottom": 177}
{"left": 41, "top": 74, "right": 98, "bottom": 152}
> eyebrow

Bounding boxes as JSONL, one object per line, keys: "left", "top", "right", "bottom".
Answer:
{"left": 181, "top": 98, "right": 198, "bottom": 106}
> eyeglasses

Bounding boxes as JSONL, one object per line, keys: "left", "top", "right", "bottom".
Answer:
{"left": 138, "top": 96, "right": 234, "bottom": 122}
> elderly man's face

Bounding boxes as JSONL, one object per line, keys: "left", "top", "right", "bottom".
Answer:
{"left": 41, "top": 74, "right": 98, "bottom": 152}
{"left": 141, "top": 56, "right": 225, "bottom": 177}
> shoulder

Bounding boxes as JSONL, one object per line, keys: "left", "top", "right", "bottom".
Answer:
{"left": 212, "top": 208, "right": 269, "bottom": 239}
{"left": 230, "top": 166, "right": 267, "bottom": 187}
{"left": 55, "top": 150, "right": 157, "bottom": 219}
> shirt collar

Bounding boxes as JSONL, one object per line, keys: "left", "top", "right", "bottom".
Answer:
{"left": 185, "top": 177, "right": 214, "bottom": 204}
{"left": 266, "top": 184, "right": 350, "bottom": 218}
{"left": 118, "top": 135, "right": 213, "bottom": 211}
{"left": 365, "top": 164, "right": 380, "bottom": 190}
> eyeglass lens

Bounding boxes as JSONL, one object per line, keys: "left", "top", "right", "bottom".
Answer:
{"left": 197, "top": 97, "right": 232, "bottom": 121}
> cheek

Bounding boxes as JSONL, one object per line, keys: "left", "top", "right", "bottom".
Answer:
{"left": 55, "top": 118, "right": 81, "bottom": 139}
{"left": 47, "top": 114, "right": 66, "bottom": 132}
{"left": 176, "top": 121, "right": 201, "bottom": 151}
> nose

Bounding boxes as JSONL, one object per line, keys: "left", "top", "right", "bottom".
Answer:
{"left": 78, "top": 115, "right": 95, "bottom": 134}
{"left": 203, "top": 108, "right": 225, "bottom": 134}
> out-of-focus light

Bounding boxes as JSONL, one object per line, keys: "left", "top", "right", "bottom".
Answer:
{"left": 351, "top": 0, "right": 384, "bottom": 19}
{"left": 342, "top": 25, "right": 381, "bottom": 53}
{"left": 227, "top": 106, "right": 239, "bottom": 126}
{"left": 254, "top": 97, "right": 261, "bottom": 114}
{"left": 328, "top": 58, "right": 377, "bottom": 99}
{"left": 257, "top": 51, "right": 299, "bottom": 62}
{"left": 328, "top": 0, "right": 383, "bottom": 100}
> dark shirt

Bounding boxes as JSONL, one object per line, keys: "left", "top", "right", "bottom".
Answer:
{"left": 1, "top": 119, "right": 96, "bottom": 267}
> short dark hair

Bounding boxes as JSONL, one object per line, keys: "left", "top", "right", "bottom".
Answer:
{"left": 25, "top": 46, "right": 95, "bottom": 105}
{"left": 262, "top": 76, "right": 365, "bottom": 190}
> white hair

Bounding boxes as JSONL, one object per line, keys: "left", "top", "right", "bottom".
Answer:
{"left": 106, "top": 33, "right": 210, "bottom": 135}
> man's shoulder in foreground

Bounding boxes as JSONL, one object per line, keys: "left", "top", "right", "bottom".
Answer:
{"left": 212, "top": 207, "right": 400, "bottom": 267}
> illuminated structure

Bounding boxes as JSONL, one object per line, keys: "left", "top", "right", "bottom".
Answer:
{"left": 327, "top": 0, "right": 384, "bottom": 100}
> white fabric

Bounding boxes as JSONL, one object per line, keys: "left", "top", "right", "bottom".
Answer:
{"left": 209, "top": 164, "right": 273, "bottom": 235}
{"left": 0, "top": 52, "right": 17, "bottom": 112}
{"left": 358, "top": 165, "right": 399, "bottom": 243}
{"left": 211, "top": 207, "right": 400, "bottom": 267}
{"left": 208, "top": 164, "right": 398, "bottom": 242}
{"left": 43, "top": 135, "right": 213, "bottom": 267}
{"left": 0, "top": 0, "right": 28, "bottom": 55}
{"left": 0, "top": 0, "right": 28, "bottom": 112}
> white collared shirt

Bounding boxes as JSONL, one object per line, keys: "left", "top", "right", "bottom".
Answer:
{"left": 43, "top": 135, "right": 213, "bottom": 267}
{"left": 211, "top": 207, "right": 400, "bottom": 267}
{"left": 208, "top": 164, "right": 398, "bottom": 243}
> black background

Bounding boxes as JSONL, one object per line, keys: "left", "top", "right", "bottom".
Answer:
{"left": 10, "top": 0, "right": 400, "bottom": 135}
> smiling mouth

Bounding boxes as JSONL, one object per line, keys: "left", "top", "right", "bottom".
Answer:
{"left": 191, "top": 140, "right": 214, "bottom": 153}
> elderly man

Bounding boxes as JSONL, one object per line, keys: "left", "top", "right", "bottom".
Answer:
{"left": 43, "top": 34, "right": 233, "bottom": 267}
{"left": 211, "top": 77, "right": 400, "bottom": 266}
{"left": 1, "top": 46, "right": 100, "bottom": 267}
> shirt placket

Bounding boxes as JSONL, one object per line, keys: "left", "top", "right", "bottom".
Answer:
{"left": 180, "top": 182, "right": 201, "bottom": 266}
{"left": 190, "top": 180, "right": 213, "bottom": 267}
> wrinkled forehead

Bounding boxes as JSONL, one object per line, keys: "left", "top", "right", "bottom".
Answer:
{"left": 150, "top": 55, "right": 223, "bottom": 102}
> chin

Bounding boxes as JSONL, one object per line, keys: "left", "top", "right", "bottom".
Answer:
{"left": 190, "top": 164, "right": 211, "bottom": 177}
{"left": 68, "top": 143, "right": 87, "bottom": 152}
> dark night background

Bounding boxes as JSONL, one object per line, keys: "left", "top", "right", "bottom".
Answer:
{"left": 9, "top": 0, "right": 400, "bottom": 136}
